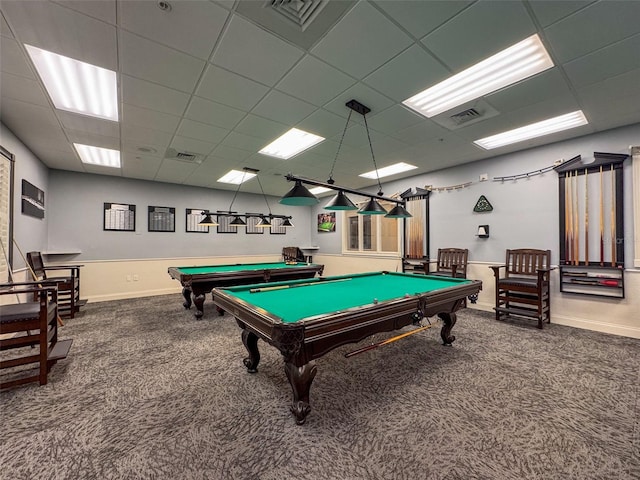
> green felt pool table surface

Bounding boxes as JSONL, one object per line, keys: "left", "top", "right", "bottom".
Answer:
{"left": 222, "top": 271, "right": 472, "bottom": 324}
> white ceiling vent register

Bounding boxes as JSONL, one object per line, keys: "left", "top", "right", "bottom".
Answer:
{"left": 268, "top": 0, "right": 329, "bottom": 31}
{"left": 164, "top": 148, "right": 203, "bottom": 165}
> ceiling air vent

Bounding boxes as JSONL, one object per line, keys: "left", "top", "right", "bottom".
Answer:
{"left": 269, "top": 0, "right": 329, "bottom": 31}
{"left": 164, "top": 148, "right": 203, "bottom": 164}
{"left": 450, "top": 108, "right": 482, "bottom": 126}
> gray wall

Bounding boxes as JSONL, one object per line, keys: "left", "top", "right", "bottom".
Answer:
{"left": 1, "top": 124, "right": 49, "bottom": 270}
{"left": 311, "top": 123, "right": 638, "bottom": 267}
{"left": 46, "top": 171, "right": 312, "bottom": 260}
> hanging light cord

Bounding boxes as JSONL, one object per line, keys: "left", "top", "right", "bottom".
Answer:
{"left": 363, "top": 114, "right": 383, "bottom": 196}
{"left": 227, "top": 169, "right": 247, "bottom": 213}
{"left": 256, "top": 174, "right": 272, "bottom": 217}
{"left": 327, "top": 109, "right": 353, "bottom": 184}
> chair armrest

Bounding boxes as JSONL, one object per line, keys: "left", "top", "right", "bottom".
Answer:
{"left": 489, "top": 265, "right": 505, "bottom": 277}
{"left": 0, "top": 281, "right": 58, "bottom": 296}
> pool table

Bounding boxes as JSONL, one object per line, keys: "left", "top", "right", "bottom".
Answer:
{"left": 212, "top": 271, "right": 482, "bottom": 424}
{"left": 167, "top": 262, "right": 324, "bottom": 319}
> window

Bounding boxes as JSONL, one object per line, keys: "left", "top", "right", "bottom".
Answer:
{"left": 343, "top": 201, "right": 400, "bottom": 255}
{"left": 0, "top": 146, "right": 14, "bottom": 282}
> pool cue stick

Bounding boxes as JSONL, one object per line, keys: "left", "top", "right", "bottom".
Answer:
{"left": 599, "top": 165, "right": 604, "bottom": 266}
{"left": 249, "top": 277, "right": 352, "bottom": 293}
{"left": 584, "top": 168, "right": 589, "bottom": 265}
{"left": 14, "top": 238, "right": 64, "bottom": 326}
{"left": 567, "top": 171, "right": 573, "bottom": 264}
{"left": 573, "top": 170, "right": 579, "bottom": 265}
{"left": 564, "top": 175, "right": 570, "bottom": 264}
{"left": 344, "top": 323, "right": 435, "bottom": 358}
{"left": 611, "top": 164, "right": 616, "bottom": 266}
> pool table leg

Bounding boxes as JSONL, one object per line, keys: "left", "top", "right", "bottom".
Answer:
{"left": 181, "top": 287, "right": 192, "bottom": 309}
{"left": 285, "top": 361, "right": 317, "bottom": 425}
{"left": 241, "top": 329, "right": 261, "bottom": 373}
{"left": 193, "top": 293, "right": 205, "bottom": 319}
{"left": 438, "top": 312, "right": 457, "bottom": 346}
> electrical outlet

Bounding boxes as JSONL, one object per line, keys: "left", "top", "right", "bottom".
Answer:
{"left": 126, "top": 275, "right": 132, "bottom": 282}
{"left": 479, "top": 173, "right": 489, "bottom": 182}
{"left": 133, "top": 274, "right": 139, "bottom": 281}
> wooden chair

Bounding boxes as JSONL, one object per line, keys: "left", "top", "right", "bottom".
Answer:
{"left": 428, "top": 248, "right": 469, "bottom": 278}
{"left": 282, "top": 247, "right": 306, "bottom": 263}
{"left": 0, "top": 281, "right": 72, "bottom": 389}
{"left": 26, "top": 251, "right": 84, "bottom": 319}
{"left": 490, "top": 249, "right": 552, "bottom": 329}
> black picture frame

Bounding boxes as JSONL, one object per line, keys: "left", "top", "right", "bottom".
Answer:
{"left": 148, "top": 206, "right": 175, "bottom": 232}
{"left": 186, "top": 208, "right": 210, "bottom": 233}
{"left": 21, "top": 179, "right": 45, "bottom": 219}
{"left": 245, "top": 215, "right": 264, "bottom": 234}
{"left": 270, "top": 218, "right": 286, "bottom": 235}
{"left": 104, "top": 203, "right": 136, "bottom": 231}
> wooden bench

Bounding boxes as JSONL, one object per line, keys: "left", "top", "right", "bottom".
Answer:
{"left": 490, "top": 249, "right": 552, "bottom": 329}
{"left": 1, "top": 281, "right": 72, "bottom": 389}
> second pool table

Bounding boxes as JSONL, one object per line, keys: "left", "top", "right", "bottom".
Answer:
{"left": 167, "top": 261, "right": 324, "bottom": 319}
{"left": 213, "top": 271, "right": 482, "bottom": 424}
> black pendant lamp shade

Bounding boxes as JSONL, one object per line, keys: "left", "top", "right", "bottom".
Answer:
{"left": 230, "top": 215, "right": 246, "bottom": 226}
{"left": 198, "top": 213, "right": 218, "bottom": 226}
{"left": 385, "top": 204, "right": 412, "bottom": 218}
{"left": 279, "top": 180, "right": 319, "bottom": 206}
{"left": 256, "top": 216, "right": 272, "bottom": 228}
{"left": 358, "top": 198, "right": 388, "bottom": 215}
{"left": 281, "top": 218, "right": 294, "bottom": 227}
{"left": 324, "top": 190, "right": 358, "bottom": 210}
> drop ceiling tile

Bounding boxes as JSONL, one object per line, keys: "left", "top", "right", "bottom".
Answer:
{"left": 121, "top": 153, "right": 162, "bottom": 181}
{"left": 311, "top": 1, "right": 413, "bottom": 79}
{"left": 220, "top": 131, "right": 266, "bottom": 152}
{"left": 234, "top": 115, "right": 288, "bottom": 141}
{"left": 276, "top": 55, "right": 356, "bottom": 107}
{"left": 121, "top": 75, "right": 190, "bottom": 116}
{"left": 81, "top": 163, "right": 123, "bottom": 177}
{"left": 211, "top": 15, "right": 304, "bottom": 87}
{"left": 544, "top": 1, "right": 640, "bottom": 63}
{"left": 1, "top": 0, "right": 117, "bottom": 69}
{"left": 57, "top": 0, "right": 116, "bottom": 24}
{"left": 210, "top": 144, "right": 253, "bottom": 162}
{"left": 422, "top": 1, "right": 535, "bottom": 71}
{"left": 295, "top": 108, "right": 350, "bottom": 139}
{"left": 184, "top": 97, "right": 246, "bottom": 130}
{"left": 322, "top": 84, "right": 395, "bottom": 120}
{"left": 122, "top": 104, "right": 181, "bottom": 134}
{"left": 392, "top": 119, "right": 450, "bottom": 144}
{"left": 485, "top": 68, "right": 573, "bottom": 113}
{"left": 252, "top": 91, "right": 316, "bottom": 126}
{"left": 1, "top": 71, "right": 48, "bottom": 106}
{"left": 120, "top": 31, "right": 205, "bottom": 93}
{"left": 20, "top": 129, "right": 74, "bottom": 156}
{"left": 196, "top": 65, "right": 270, "bottom": 111}
{"left": 366, "top": 105, "right": 424, "bottom": 134}
{"left": 527, "top": 0, "right": 594, "bottom": 28}
{"left": 373, "top": 0, "right": 473, "bottom": 39}
{"left": 121, "top": 125, "right": 173, "bottom": 151}
{"left": 169, "top": 136, "right": 216, "bottom": 157}
{"left": 363, "top": 45, "right": 449, "bottom": 102}
{"left": 154, "top": 158, "right": 199, "bottom": 184}
{"left": 577, "top": 68, "right": 640, "bottom": 127}
{"left": 31, "top": 146, "right": 83, "bottom": 172}
{"left": 563, "top": 33, "right": 640, "bottom": 89}
{"left": 58, "top": 111, "right": 120, "bottom": 138}
{"left": 66, "top": 130, "right": 119, "bottom": 150}
{"left": 1, "top": 12, "right": 13, "bottom": 38}
{"left": 0, "top": 37, "right": 35, "bottom": 78}
{"left": 0, "top": 96, "right": 60, "bottom": 132}
{"left": 177, "top": 119, "right": 229, "bottom": 144}
{"left": 120, "top": 0, "right": 228, "bottom": 59}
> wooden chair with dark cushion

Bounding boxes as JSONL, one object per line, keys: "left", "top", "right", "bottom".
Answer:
{"left": 490, "top": 249, "right": 552, "bottom": 329}
{"left": 26, "top": 251, "right": 84, "bottom": 319}
{"left": 282, "top": 247, "right": 306, "bottom": 263}
{"left": 0, "top": 281, "right": 72, "bottom": 389}
{"left": 428, "top": 248, "right": 469, "bottom": 279}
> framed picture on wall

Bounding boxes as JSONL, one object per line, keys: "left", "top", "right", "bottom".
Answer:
{"left": 21, "top": 179, "right": 45, "bottom": 219}
{"left": 148, "top": 206, "right": 175, "bottom": 232}
{"left": 186, "top": 208, "right": 210, "bottom": 233}
{"left": 245, "top": 215, "right": 264, "bottom": 234}
{"left": 270, "top": 217, "right": 286, "bottom": 235}
{"left": 318, "top": 212, "right": 336, "bottom": 232}
{"left": 104, "top": 202, "right": 136, "bottom": 231}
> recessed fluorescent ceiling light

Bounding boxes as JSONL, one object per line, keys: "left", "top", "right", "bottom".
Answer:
{"left": 217, "top": 170, "right": 257, "bottom": 184}
{"left": 359, "top": 162, "right": 417, "bottom": 179}
{"left": 309, "top": 186, "right": 332, "bottom": 195}
{"left": 259, "top": 128, "right": 325, "bottom": 159}
{"left": 403, "top": 34, "right": 553, "bottom": 118}
{"left": 74, "top": 144, "right": 121, "bottom": 167}
{"left": 474, "top": 110, "right": 588, "bottom": 150}
{"left": 25, "top": 44, "right": 118, "bottom": 122}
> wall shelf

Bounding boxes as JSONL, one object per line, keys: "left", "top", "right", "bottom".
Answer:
{"left": 560, "top": 265, "right": 624, "bottom": 298}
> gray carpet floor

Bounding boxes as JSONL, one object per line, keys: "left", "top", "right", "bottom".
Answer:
{"left": 1, "top": 294, "right": 638, "bottom": 480}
